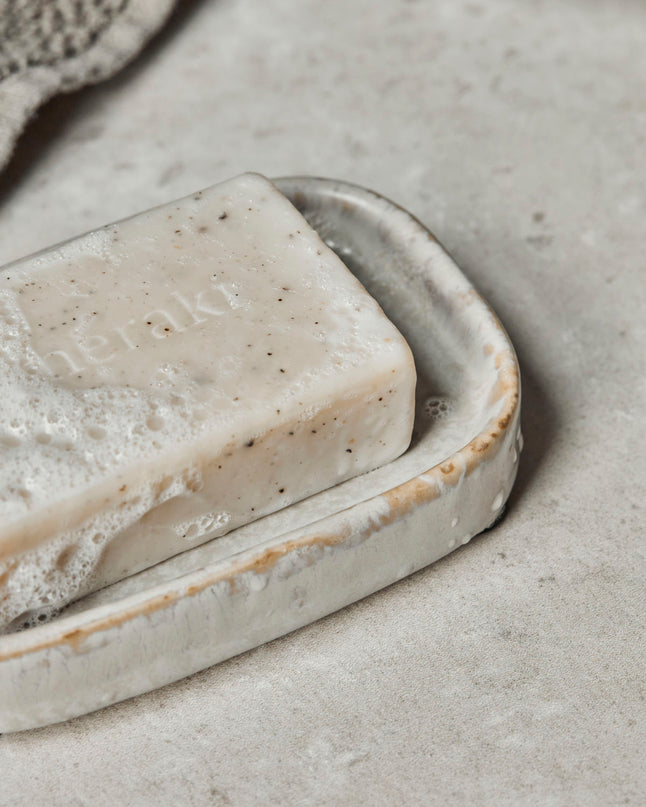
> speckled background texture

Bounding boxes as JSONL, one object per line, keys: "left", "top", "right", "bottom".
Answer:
{"left": 0, "top": 0, "right": 644, "bottom": 804}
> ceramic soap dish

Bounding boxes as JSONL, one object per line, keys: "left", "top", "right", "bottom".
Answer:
{"left": 0, "top": 177, "right": 521, "bottom": 732}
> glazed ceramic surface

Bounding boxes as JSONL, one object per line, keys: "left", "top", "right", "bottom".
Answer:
{"left": 0, "top": 177, "right": 521, "bottom": 732}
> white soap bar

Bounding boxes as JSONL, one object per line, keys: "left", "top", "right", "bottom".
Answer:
{"left": 0, "top": 173, "right": 415, "bottom": 629}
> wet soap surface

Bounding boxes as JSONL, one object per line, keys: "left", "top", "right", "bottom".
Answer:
{"left": 0, "top": 173, "right": 415, "bottom": 628}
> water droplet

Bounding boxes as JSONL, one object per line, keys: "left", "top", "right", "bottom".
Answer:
{"left": 491, "top": 491, "right": 504, "bottom": 511}
{"left": 461, "top": 534, "right": 471, "bottom": 545}
{"left": 451, "top": 517, "right": 459, "bottom": 528}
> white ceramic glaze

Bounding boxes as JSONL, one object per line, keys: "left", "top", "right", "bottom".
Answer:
{"left": 0, "top": 177, "right": 521, "bottom": 733}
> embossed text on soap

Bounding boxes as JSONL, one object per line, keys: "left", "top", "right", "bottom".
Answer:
{"left": 13, "top": 255, "right": 239, "bottom": 391}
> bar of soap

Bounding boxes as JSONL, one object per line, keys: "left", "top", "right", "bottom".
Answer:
{"left": 0, "top": 173, "right": 415, "bottom": 629}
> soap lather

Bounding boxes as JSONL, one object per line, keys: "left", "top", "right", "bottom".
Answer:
{"left": 0, "top": 173, "right": 416, "bottom": 630}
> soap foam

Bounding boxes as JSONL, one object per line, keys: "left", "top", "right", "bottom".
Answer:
{"left": 0, "top": 458, "right": 219, "bottom": 629}
{"left": 422, "top": 396, "right": 454, "bottom": 423}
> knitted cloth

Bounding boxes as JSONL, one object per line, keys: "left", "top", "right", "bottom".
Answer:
{"left": 0, "top": 0, "right": 176, "bottom": 170}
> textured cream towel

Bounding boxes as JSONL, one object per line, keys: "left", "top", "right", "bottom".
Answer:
{"left": 0, "top": 0, "right": 176, "bottom": 171}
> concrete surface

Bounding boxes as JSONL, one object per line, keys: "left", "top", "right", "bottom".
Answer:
{"left": 0, "top": 0, "right": 644, "bottom": 804}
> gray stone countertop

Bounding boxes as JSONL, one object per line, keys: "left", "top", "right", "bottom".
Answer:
{"left": 0, "top": 1, "right": 643, "bottom": 804}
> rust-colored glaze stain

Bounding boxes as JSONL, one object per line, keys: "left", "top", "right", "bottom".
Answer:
{"left": 437, "top": 461, "right": 463, "bottom": 487}
{"left": 383, "top": 476, "right": 440, "bottom": 523}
